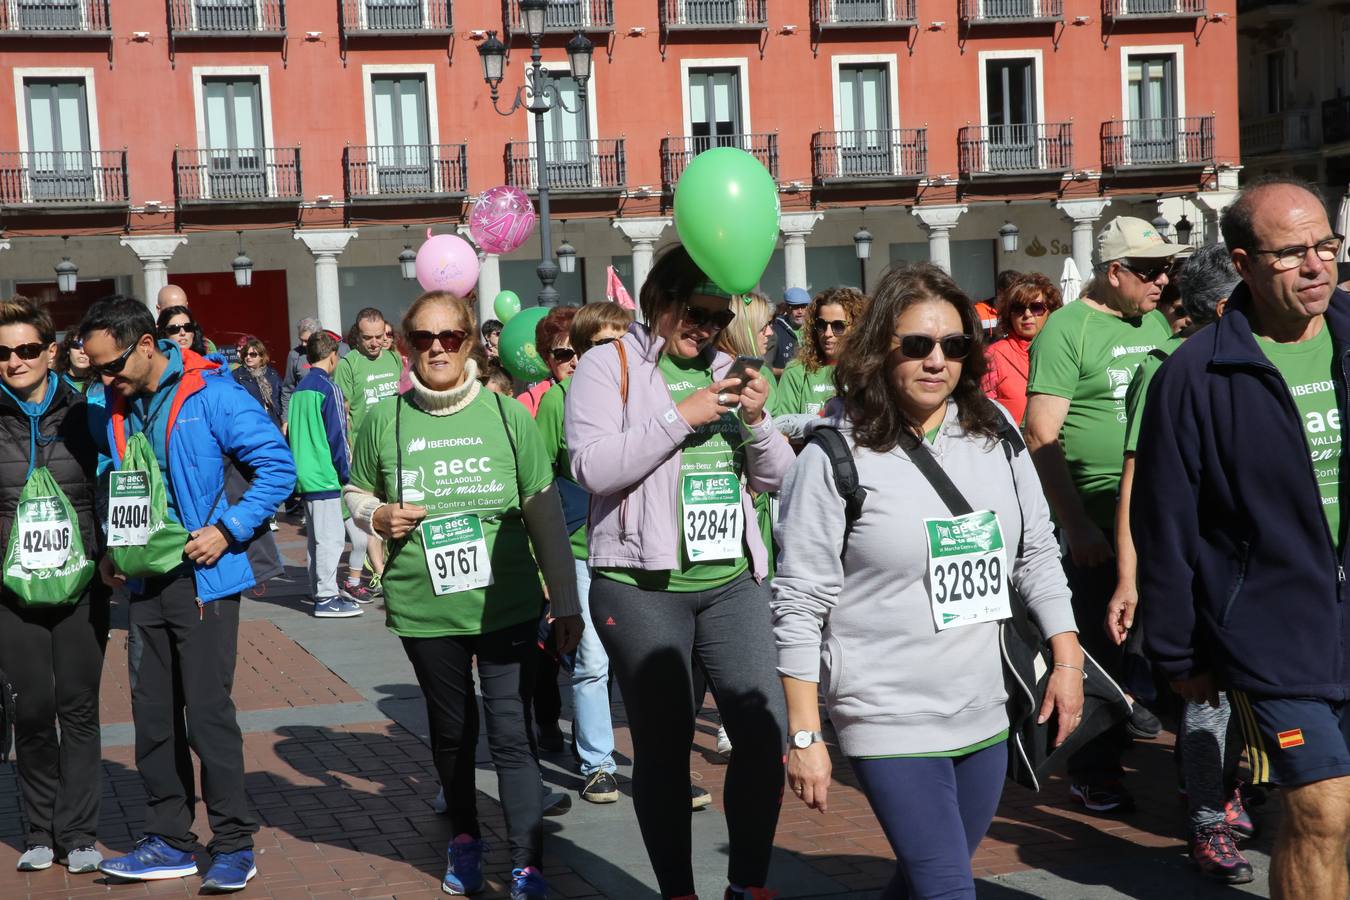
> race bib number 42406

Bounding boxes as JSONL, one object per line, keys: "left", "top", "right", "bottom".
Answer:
{"left": 15, "top": 497, "right": 72, "bottom": 570}
{"left": 421, "top": 514, "right": 493, "bottom": 596}
{"left": 923, "top": 510, "right": 1011, "bottom": 632}
{"left": 108, "top": 470, "right": 151, "bottom": 548}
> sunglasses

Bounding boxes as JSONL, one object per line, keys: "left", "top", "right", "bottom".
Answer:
{"left": 893, "top": 333, "right": 975, "bottom": 361}
{"left": 549, "top": 347, "right": 577, "bottom": 363}
{"left": 1011, "top": 302, "right": 1049, "bottom": 317}
{"left": 1118, "top": 260, "right": 1170, "bottom": 283}
{"left": 0, "top": 342, "right": 46, "bottom": 363}
{"left": 407, "top": 329, "right": 468, "bottom": 353}
{"left": 89, "top": 341, "right": 141, "bottom": 377}
{"left": 163, "top": 323, "right": 196, "bottom": 336}
{"left": 681, "top": 303, "right": 736, "bottom": 331}
{"left": 244, "top": 351, "right": 262, "bottom": 358}
{"left": 814, "top": 319, "right": 849, "bottom": 336}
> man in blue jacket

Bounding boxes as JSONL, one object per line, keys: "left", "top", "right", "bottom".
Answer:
{"left": 79, "top": 297, "right": 295, "bottom": 893}
{"left": 1133, "top": 177, "right": 1350, "bottom": 900}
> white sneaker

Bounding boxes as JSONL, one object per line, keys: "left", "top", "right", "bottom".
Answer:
{"left": 17, "top": 846, "right": 53, "bottom": 871}
{"left": 716, "top": 725, "right": 733, "bottom": 757}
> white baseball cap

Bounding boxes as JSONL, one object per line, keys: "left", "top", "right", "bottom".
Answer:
{"left": 1096, "top": 216, "right": 1188, "bottom": 265}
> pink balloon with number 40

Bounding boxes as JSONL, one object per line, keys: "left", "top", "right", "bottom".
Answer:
{"left": 469, "top": 185, "right": 538, "bottom": 256}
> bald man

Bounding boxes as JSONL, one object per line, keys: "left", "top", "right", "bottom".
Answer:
{"left": 157, "top": 284, "right": 188, "bottom": 312}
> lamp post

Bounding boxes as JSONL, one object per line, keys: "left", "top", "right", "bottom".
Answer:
{"left": 1175, "top": 213, "right": 1194, "bottom": 246}
{"left": 998, "top": 221, "right": 1020, "bottom": 254}
{"left": 478, "top": 7, "right": 593, "bottom": 308}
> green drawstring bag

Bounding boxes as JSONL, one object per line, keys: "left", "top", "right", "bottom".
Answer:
{"left": 107, "top": 432, "right": 191, "bottom": 578}
{"left": 2, "top": 467, "right": 95, "bottom": 607}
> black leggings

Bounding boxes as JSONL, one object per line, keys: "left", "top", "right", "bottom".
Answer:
{"left": 589, "top": 571, "right": 787, "bottom": 897}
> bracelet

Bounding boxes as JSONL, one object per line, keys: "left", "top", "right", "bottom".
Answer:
{"left": 1054, "top": 663, "right": 1086, "bottom": 677}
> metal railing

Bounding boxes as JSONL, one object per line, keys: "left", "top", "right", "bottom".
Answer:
{"left": 660, "top": 0, "right": 767, "bottom": 29}
{"left": 1241, "top": 110, "right": 1314, "bottom": 157}
{"left": 811, "top": 0, "right": 916, "bottom": 26}
{"left": 344, "top": 143, "right": 468, "bottom": 199}
{"left": 505, "top": 0, "right": 613, "bottom": 31}
{"left": 960, "top": 0, "right": 1062, "bottom": 21}
{"left": 661, "top": 133, "right": 778, "bottom": 189}
{"left": 173, "top": 146, "right": 301, "bottom": 203}
{"left": 1103, "top": 0, "right": 1206, "bottom": 17}
{"left": 1101, "top": 116, "right": 1214, "bottom": 168}
{"left": 958, "top": 122, "right": 1073, "bottom": 176}
{"left": 168, "top": 0, "right": 286, "bottom": 34}
{"left": 0, "top": 149, "right": 127, "bottom": 206}
{"left": 812, "top": 129, "right": 926, "bottom": 182}
{"left": 504, "top": 139, "right": 625, "bottom": 191}
{"left": 339, "top": 0, "right": 452, "bottom": 32}
{"left": 0, "top": 0, "right": 110, "bottom": 33}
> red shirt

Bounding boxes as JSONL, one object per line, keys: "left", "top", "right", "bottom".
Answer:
{"left": 983, "top": 335, "right": 1032, "bottom": 426}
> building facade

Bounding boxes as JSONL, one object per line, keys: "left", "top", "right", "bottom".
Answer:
{"left": 0, "top": 0, "right": 1239, "bottom": 351}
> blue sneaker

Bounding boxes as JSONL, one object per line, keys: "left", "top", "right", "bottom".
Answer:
{"left": 442, "top": 834, "right": 485, "bottom": 895}
{"left": 98, "top": 835, "right": 198, "bottom": 881}
{"left": 201, "top": 849, "right": 256, "bottom": 893}
{"left": 314, "top": 596, "right": 363, "bottom": 618}
{"left": 510, "top": 866, "right": 548, "bottom": 899}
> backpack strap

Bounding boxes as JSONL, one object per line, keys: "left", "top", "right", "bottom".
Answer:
{"left": 805, "top": 425, "right": 866, "bottom": 555}
{"left": 615, "top": 339, "right": 629, "bottom": 406}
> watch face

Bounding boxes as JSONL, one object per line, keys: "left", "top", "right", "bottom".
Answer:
{"left": 792, "top": 731, "right": 811, "bottom": 749}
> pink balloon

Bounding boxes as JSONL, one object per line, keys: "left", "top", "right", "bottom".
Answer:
{"left": 469, "top": 185, "right": 538, "bottom": 255}
{"left": 415, "top": 233, "right": 480, "bottom": 296}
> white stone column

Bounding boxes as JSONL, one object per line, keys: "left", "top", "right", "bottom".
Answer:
{"left": 295, "top": 230, "right": 358, "bottom": 333}
{"left": 1191, "top": 190, "right": 1240, "bottom": 245}
{"left": 779, "top": 212, "right": 824, "bottom": 291}
{"left": 120, "top": 235, "right": 187, "bottom": 309}
{"left": 613, "top": 217, "right": 672, "bottom": 316}
{"left": 458, "top": 225, "right": 500, "bottom": 326}
{"left": 1055, "top": 199, "right": 1112, "bottom": 281}
{"left": 911, "top": 205, "right": 968, "bottom": 275}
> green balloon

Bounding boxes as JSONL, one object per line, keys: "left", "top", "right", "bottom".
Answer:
{"left": 493, "top": 290, "right": 522, "bottom": 324}
{"left": 673, "top": 147, "right": 781, "bottom": 296}
{"left": 498, "top": 306, "right": 550, "bottom": 383}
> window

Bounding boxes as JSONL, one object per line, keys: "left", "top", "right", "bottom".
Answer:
{"left": 196, "top": 0, "right": 259, "bottom": 31}
{"left": 541, "top": 75, "right": 592, "bottom": 188}
{"left": 833, "top": 0, "right": 888, "bottom": 20}
{"left": 16, "top": 0, "right": 82, "bottom": 30}
{"left": 1265, "top": 51, "right": 1286, "bottom": 116}
{"left": 203, "top": 77, "right": 265, "bottom": 198}
{"left": 838, "top": 65, "right": 891, "bottom": 176}
{"left": 689, "top": 69, "right": 742, "bottom": 151}
{"left": 365, "top": 0, "right": 423, "bottom": 30}
{"left": 984, "top": 58, "right": 1037, "bottom": 170}
{"left": 1127, "top": 54, "right": 1177, "bottom": 163}
{"left": 371, "top": 74, "right": 430, "bottom": 191}
{"left": 24, "top": 79, "right": 92, "bottom": 200}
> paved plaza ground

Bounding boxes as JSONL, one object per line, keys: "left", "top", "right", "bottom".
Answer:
{"left": 0, "top": 518, "right": 1277, "bottom": 899}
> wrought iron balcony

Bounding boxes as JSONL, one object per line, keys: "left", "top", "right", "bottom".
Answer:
{"left": 959, "top": 123, "right": 1072, "bottom": 177}
{"left": 504, "top": 0, "right": 613, "bottom": 32}
{"left": 173, "top": 147, "right": 301, "bottom": 204}
{"left": 1103, "top": 0, "right": 1206, "bottom": 19}
{"left": 344, "top": 144, "right": 468, "bottom": 201}
{"left": 812, "top": 129, "right": 926, "bottom": 184}
{"left": 960, "top": 0, "right": 1062, "bottom": 24}
{"left": 168, "top": 0, "right": 285, "bottom": 34}
{"left": 661, "top": 133, "right": 778, "bottom": 191}
{"left": 339, "top": 0, "right": 452, "bottom": 34}
{"left": 1324, "top": 97, "right": 1350, "bottom": 145}
{"left": 505, "top": 139, "right": 625, "bottom": 193}
{"left": 1241, "top": 110, "right": 1315, "bottom": 157}
{"left": 1101, "top": 116, "right": 1214, "bottom": 169}
{"left": 0, "top": 0, "right": 110, "bottom": 35}
{"left": 0, "top": 150, "right": 128, "bottom": 208}
{"left": 660, "top": 0, "right": 767, "bottom": 30}
{"left": 811, "top": 0, "right": 917, "bottom": 28}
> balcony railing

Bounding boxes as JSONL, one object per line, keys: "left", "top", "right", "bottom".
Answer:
{"left": 505, "top": 0, "right": 613, "bottom": 32}
{"left": 505, "top": 139, "right": 625, "bottom": 192}
{"left": 1101, "top": 116, "right": 1214, "bottom": 168}
{"left": 1103, "top": 0, "right": 1206, "bottom": 18}
{"left": 660, "top": 0, "right": 767, "bottom": 30}
{"left": 168, "top": 0, "right": 285, "bottom": 34}
{"left": 0, "top": 0, "right": 110, "bottom": 34}
{"left": 811, "top": 0, "right": 916, "bottom": 27}
{"left": 339, "top": 0, "right": 452, "bottom": 33}
{"left": 960, "top": 0, "right": 1062, "bottom": 23}
{"left": 1241, "top": 110, "right": 1315, "bottom": 157}
{"left": 344, "top": 144, "right": 468, "bottom": 200}
{"left": 959, "top": 123, "right": 1072, "bottom": 176}
{"left": 661, "top": 133, "right": 778, "bottom": 190}
{"left": 812, "top": 129, "right": 926, "bottom": 183}
{"left": 0, "top": 150, "right": 128, "bottom": 207}
{"left": 174, "top": 147, "right": 301, "bottom": 204}
{"left": 1324, "top": 97, "right": 1350, "bottom": 144}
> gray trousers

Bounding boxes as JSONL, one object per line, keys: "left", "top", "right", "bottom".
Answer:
{"left": 305, "top": 497, "right": 346, "bottom": 600}
{"left": 344, "top": 516, "right": 368, "bottom": 576}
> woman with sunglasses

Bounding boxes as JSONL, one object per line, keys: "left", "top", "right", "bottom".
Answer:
{"left": 0, "top": 296, "right": 107, "bottom": 876}
{"left": 982, "top": 273, "right": 1063, "bottom": 426}
{"left": 232, "top": 338, "right": 283, "bottom": 430}
{"left": 344, "top": 290, "right": 581, "bottom": 900}
{"left": 156, "top": 306, "right": 208, "bottom": 358}
{"left": 565, "top": 246, "right": 794, "bottom": 900}
{"left": 777, "top": 287, "right": 867, "bottom": 418}
{"left": 516, "top": 307, "right": 578, "bottom": 417}
{"left": 773, "top": 264, "right": 1083, "bottom": 900}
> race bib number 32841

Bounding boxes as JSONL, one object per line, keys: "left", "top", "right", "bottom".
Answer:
{"left": 108, "top": 470, "right": 151, "bottom": 548}
{"left": 923, "top": 510, "right": 1011, "bottom": 632}
{"left": 681, "top": 472, "right": 743, "bottom": 562}
{"left": 420, "top": 514, "right": 493, "bottom": 596}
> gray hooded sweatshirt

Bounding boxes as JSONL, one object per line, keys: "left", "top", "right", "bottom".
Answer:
{"left": 771, "top": 402, "right": 1078, "bottom": 757}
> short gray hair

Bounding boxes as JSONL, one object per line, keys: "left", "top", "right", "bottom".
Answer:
{"left": 1175, "top": 244, "right": 1239, "bottom": 326}
{"left": 297, "top": 316, "right": 322, "bottom": 337}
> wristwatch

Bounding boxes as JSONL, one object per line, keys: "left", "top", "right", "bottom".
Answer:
{"left": 789, "top": 730, "right": 824, "bottom": 750}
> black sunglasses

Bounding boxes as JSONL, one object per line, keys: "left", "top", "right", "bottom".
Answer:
{"left": 89, "top": 340, "right": 142, "bottom": 377}
{"left": 407, "top": 329, "right": 468, "bottom": 353}
{"left": 681, "top": 303, "right": 736, "bottom": 331}
{"left": 1118, "top": 259, "right": 1170, "bottom": 283}
{"left": 1011, "top": 302, "right": 1049, "bottom": 317}
{"left": 549, "top": 347, "right": 577, "bottom": 363}
{"left": 0, "top": 342, "right": 46, "bottom": 363}
{"left": 815, "top": 319, "right": 849, "bottom": 336}
{"left": 163, "top": 323, "right": 196, "bottom": 336}
{"left": 893, "top": 333, "right": 975, "bottom": 361}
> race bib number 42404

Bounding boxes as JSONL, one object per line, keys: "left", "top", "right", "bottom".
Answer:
{"left": 108, "top": 470, "right": 151, "bottom": 548}
{"left": 682, "top": 472, "right": 743, "bottom": 563}
{"left": 924, "top": 510, "right": 1011, "bottom": 632}
{"left": 421, "top": 514, "right": 493, "bottom": 596}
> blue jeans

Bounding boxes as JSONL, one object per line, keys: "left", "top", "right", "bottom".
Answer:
{"left": 571, "top": 558, "right": 615, "bottom": 775}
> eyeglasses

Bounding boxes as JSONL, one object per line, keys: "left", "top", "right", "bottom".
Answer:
{"left": 893, "top": 333, "right": 975, "bottom": 361}
{"left": 244, "top": 351, "right": 262, "bottom": 359}
{"left": 0, "top": 342, "right": 45, "bottom": 363}
{"left": 814, "top": 319, "right": 849, "bottom": 336}
{"left": 549, "top": 347, "right": 577, "bottom": 363}
{"left": 591, "top": 337, "right": 618, "bottom": 348}
{"left": 88, "top": 340, "right": 142, "bottom": 377}
{"left": 681, "top": 303, "right": 736, "bottom": 331}
{"left": 69, "top": 338, "right": 83, "bottom": 350}
{"left": 1251, "top": 235, "right": 1344, "bottom": 271}
{"left": 1011, "top": 302, "right": 1049, "bottom": 317}
{"left": 1117, "top": 260, "right": 1171, "bottom": 283}
{"left": 407, "top": 329, "right": 468, "bottom": 353}
{"left": 163, "top": 323, "right": 196, "bottom": 336}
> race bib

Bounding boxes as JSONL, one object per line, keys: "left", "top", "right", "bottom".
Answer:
{"left": 924, "top": 510, "right": 1011, "bottom": 631}
{"left": 681, "top": 472, "right": 743, "bottom": 562}
{"left": 15, "top": 497, "right": 72, "bottom": 570}
{"left": 421, "top": 514, "right": 493, "bottom": 596}
{"left": 108, "top": 470, "right": 152, "bottom": 547}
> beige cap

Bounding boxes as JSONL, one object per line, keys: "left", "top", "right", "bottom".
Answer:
{"left": 1096, "top": 216, "right": 1188, "bottom": 264}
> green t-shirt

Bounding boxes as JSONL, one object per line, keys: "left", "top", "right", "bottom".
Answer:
{"left": 1027, "top": 303, "right": 1171, "bottom": 529}
{"left": 1258, "top": 325, "right": 1341, "bottom": 546}
{"left": 335, "top": 349, "right": 404, "bottom": 436}
{"left": 599, "top": 353, "right": 749, "bottom": 592}
{"left": 1122, "top": 336, "right": 1183, "bottom": 455}
{"left": 776, "top": 360, "right": 836, "bottom": 417}
{"left": 535, "top": 378, "right": 587, "bottom": 560}
{"left": 348, "top": 389, "right": 553, "bottom": 637}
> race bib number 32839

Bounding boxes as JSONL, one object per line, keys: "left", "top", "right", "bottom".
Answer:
{"left": 420, "top": 514, "right": 493, "bottom": 596}
{"left": 923, "top": 510, "right": 1011, "bottom": 632}
{"left": 108, "top": 470, "right": 152, "bottom": 548}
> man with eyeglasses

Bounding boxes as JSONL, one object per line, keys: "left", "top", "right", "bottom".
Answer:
{"left": 1025, "top": 215, "right": 1183, "bottom": 814}
{"left": 1134, "top": 177, "right": 1350, "bottom": 900}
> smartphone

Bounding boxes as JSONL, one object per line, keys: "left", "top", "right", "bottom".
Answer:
{"left": 726, "top": 355, "right": 764, "bottom": 387}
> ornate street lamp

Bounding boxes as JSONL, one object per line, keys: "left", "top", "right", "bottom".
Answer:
{"left": 557, "top": 220, "right": 577, "bottom": 274}
{"left": 55, "top": 236, "right": 78, "bottom": 294}
{"left": 1152, "top": 213, "right": 1171, "bottom": 240}
{"left": 999, "top": 221, "right": 1020, "bottom": 253}
{"left": 232, "top": 231, "right": 253, "bottom": 288}
{"left": 1175, "top": 213, "right": 1194, "bottom": 246}
{"left": 398, "top": 225, "right": 417, "bottom": 280}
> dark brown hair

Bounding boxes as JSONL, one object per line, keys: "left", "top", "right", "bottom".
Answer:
{"left": 798, "top": 286, "right": 868, "bottom": 373}
{"left": 997, "top": 272, "right": 1063, "bottom": 334}
{"left": 639, "top": 244, "right": 714, "bottom": 326}
{"left": 836, "top": 263, "right": 1002, "bottom": 452}
{"left": 0, "top": 294, "right": 55, "bottom": 346}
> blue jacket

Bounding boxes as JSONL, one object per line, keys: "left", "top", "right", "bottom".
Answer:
{"left": 1132, "top": 283, "right": 1350, "bottom": 701}
{"left": 106, "top": 347, "right": 296, "bottom": 601}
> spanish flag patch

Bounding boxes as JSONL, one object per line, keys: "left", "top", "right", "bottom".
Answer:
{"left": 1278, "top": 729, "right": 1305, "bottom": 750}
